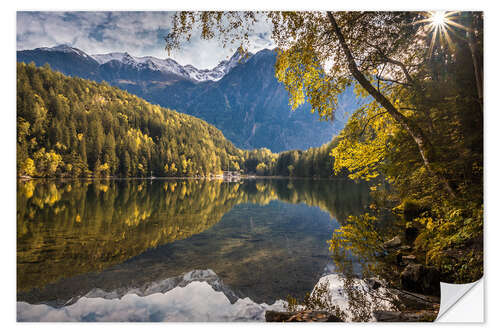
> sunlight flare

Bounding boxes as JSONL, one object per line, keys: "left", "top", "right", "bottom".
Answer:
{"left": 415, "top": 11, "right": 467, "bottom": 56}
{"left": 430, "top": 11, "right": 447, "bottom": 27}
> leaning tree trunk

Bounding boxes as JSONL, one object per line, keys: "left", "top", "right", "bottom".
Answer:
{"left": 327, "top": 12, "right": 457, "bottom": 198}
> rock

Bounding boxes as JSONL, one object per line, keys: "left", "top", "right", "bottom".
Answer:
{"left": 401, "top": 254, "right": 417, "bottom": 264}
{"left": 374, "top": 310, "right": 437, "bottom": 322}
{"left": 383, "top": 236, "right": 402, "bottom": 249}
{"left": 366, "top": 277, "right": 383, "bottom": 290}
{"left": 391, "top": 289, "right": 440, "bottom": 310}
{"left": 265, "top": 310, "right": 343, "bottom": 322}
{"left": 400, "top": 264, "right": 440, "bottom": 295}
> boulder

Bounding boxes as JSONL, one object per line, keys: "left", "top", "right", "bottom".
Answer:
{"left": 265, "top": 310, "right": 343, "bottom": 322}
{"left": 402, "top": 255, "right": 416, "bottom": 262}
{"left": 366, "top": 277, "right": 383, "bottom": 290}
{"left": 383, "top": 236, "right": 402, "bottom": 249}
{"left": 400, "top": 264, "right": 440, "bottom": 296}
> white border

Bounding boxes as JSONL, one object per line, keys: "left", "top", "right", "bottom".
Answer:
{"left": 3, "top": 0, "right": 498, "bottom": 332}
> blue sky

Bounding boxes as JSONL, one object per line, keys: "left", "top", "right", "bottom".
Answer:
{"left": 16, "top": 11, "right": 275, "bottom": 69}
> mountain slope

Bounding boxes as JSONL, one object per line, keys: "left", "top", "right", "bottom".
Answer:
{"left": 150, "top": 49, "right": 360, "bottom": 151}
{"left": 17, "top": 45, "right": 359, "bottom": 152}
{"left": 17, "top": 45, "right": 101, "bottom": 80}
{"left": 16, "top": 62, "right": 246, "bottom": 178}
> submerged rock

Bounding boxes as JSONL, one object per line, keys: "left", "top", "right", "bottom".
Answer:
{"left": 265, "top": 310, "right": 343, "bottom": 322}
{"left": 383, "top": 236, "right": 402, "bottom": 249}
{"left": 400, "top": 264, "right": 440, "bottom": 295}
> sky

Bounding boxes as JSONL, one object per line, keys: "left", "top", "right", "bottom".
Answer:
{"left": 16, "top": 11, "right": 275, "bottom": 69}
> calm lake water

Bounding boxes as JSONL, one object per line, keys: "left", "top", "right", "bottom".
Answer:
{"left": 17, "top": 178, "right": 374, "bottom": 321}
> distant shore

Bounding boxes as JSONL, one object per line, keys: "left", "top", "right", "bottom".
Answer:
{"left": 17, "top": 175, "right": 351, "bottom": 181}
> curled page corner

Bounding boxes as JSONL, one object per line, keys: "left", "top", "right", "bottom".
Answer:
{"left": 436, "top": 278, "right": 484, "bottom": 322}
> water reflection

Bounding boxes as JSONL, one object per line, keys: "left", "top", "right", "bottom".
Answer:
{"left": 17, "top": 269, "right": 287, "bottom": 322}
{"left": 17, "top": 179, "right": 370, "bottom": 301}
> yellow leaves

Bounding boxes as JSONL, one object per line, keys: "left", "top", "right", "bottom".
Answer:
{"left": 20, "top": 180, "right": 35, "bottom": 199}
{"left": 170, "top": 163, "right": 178, "bottom": 174}
{"left": 32, "top": 148, "right": 63, "bottom": 177}
{"left": 414, "top": 216, "right": 435, "bottom": 231}
{"left": 57, "top": 93, "right": 70, "bottom": 105}
{"left": 275, "top": 43, "right": 342, "bottom": 121}
{"left": 328, "top": 214, "right": 383, "bottom": 265}
{"left": 256, "top": 162, "right": 267, "bottom": 175}
{"left": 331, "top": 100, "right": 397, "bottom": 180}
{"left": 55, "top": 142, "right": 67, "bottom": 151}
{"left": 449, "top": 208, "right": 462, "bottom": 220}
{"left": 117, "top": 113, "right": 128, "bottom": 123}
{"left": 127, "top": 128, "right": 153, "bottom": 150}
{"left": 97, "top": 184, "right": 108, "bottom": 193}
{"left": 181, "top": 158, "right": 189, "bottom": 174}
{"left": 20, "top": 158, "right": 36, "bottom": 177}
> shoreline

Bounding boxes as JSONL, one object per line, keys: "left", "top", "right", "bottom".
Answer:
{"left": 17, "top": 175, "right": 355, "bottom": 182}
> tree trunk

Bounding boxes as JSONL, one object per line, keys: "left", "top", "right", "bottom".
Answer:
{"left": 467, "top": 15, "right": 483, "bottom": 109}
{"left": 326, "top": 12, "right": 457, "bottom": 198}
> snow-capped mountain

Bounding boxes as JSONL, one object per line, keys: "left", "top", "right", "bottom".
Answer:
{"left": 19, "top": 44, "right": 249, "bottom": 83}
{"left": 17, "top": 44, "right": 354, "bottom": 152}
{"left": 38, "top": 44, "right": 93, "bottom": 59}
{"left": 91, "top": 48, "right": 251, "bottom": 82}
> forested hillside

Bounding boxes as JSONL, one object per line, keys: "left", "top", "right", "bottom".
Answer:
{"left": 271, "top": 139, "right": 343, "bottom": 178}
{"left": 17, "top": 62, "right": 248, "bottom": 178}
{"left": 17, "top": 62, "right": 356, "bottom": 179}
{"left": 18, "top": 47, "right": 356, "bottom": 152}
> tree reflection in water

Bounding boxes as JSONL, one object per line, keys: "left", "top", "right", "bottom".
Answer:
{"left": 17, "top": 178, "right": 370, "bottom": 295}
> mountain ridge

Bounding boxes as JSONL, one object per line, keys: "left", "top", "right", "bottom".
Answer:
{"left": 17, "top": 45, "right": 359, "bottom": 152}
{"left": 20, "top": 44, "right": 251, "bottom": 83}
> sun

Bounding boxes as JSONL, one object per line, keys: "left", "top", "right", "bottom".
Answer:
{"left": 415, "top": 11, "right": 467, "bottom": 56}
{"left": 430, "top": 11, "right": 447, "bottom": 27}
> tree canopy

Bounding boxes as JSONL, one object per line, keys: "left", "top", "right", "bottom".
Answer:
{"left": 166, "top": 11, "right": 483, "bottom": 283}
{"left": 17, "top": 62, "right": 248, "bottom": 178}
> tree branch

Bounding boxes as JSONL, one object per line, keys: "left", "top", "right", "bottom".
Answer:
{"left": 326, "top": 11, "right": 456, "bottom": 198}
{"left": 358, "top": 111, "right": 389, "bottom": 137}
{"left": 364, "top": 40, "right": 415, "bottom": 85}
{"left": 375, "top": 75, "right": 412, "bottom": 87}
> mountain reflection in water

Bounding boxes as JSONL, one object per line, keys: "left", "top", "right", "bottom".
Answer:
{"left": 17, "top": 178, "right": 370, "bottom": 317}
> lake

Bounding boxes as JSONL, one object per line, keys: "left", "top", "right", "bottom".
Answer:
{"left": 17, "top": 178, "right": 388, "bottom": 321}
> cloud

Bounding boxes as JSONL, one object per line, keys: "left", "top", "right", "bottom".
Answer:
{"left": 16, "top": 11, "right": 275, "bottom": 69}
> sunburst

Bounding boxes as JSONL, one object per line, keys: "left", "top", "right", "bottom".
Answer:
{"left": 415, "top": 11, "right": 470, "bottom": 57}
